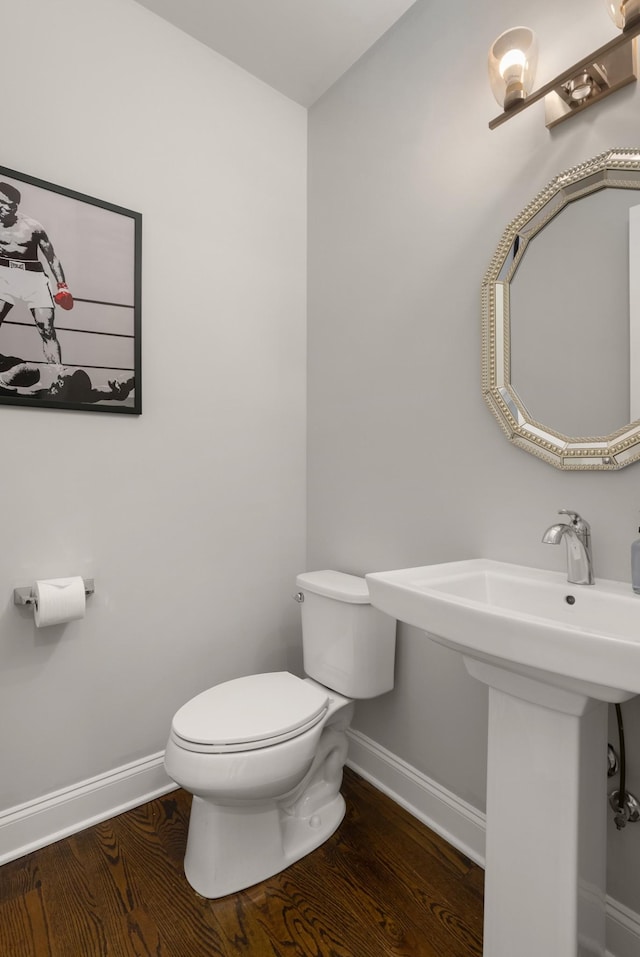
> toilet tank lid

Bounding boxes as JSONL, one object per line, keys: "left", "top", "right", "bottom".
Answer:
{"left": 296, "top": 570, "right": 370, "bottom": 603}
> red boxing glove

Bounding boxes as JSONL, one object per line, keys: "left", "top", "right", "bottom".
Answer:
{"left": 54, "top": 282, "right": 74, "bottom": 310}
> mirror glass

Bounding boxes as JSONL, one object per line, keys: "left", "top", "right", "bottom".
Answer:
{"left": 482, "top": 150, "right": 640, "bottom": 470}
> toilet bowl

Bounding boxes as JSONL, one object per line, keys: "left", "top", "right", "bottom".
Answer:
{"left": 165, "top": 571, "right": 396, "bottom": 899}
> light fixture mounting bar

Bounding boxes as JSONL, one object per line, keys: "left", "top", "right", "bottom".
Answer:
{"left": 545, "top": 40, "right": 637, "bottom": 127}
{"left": 489, "top": 20, "right": 640, "bottom": 129}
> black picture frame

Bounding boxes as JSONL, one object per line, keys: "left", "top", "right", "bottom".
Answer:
{"left": 0, "top": 165, "right": 141, "bottom": 414}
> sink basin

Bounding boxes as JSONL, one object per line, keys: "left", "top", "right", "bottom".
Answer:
{"left": 366, "top": 558, "right": 640, "bottom": 703}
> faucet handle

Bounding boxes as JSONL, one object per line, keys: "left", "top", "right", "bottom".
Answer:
{"left": 558, "top": 508, "right": 579, "bottom": 522}
{"left": 558, "top": 509, "right": 590, "bottom": 531}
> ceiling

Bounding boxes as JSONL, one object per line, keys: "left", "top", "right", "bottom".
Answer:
{"left": 132, "top": 0, "right": 418, "bottom": 106}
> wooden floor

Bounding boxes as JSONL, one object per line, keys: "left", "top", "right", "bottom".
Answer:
{"left": 0, "top": 768, "right": 484, "bottom": 956}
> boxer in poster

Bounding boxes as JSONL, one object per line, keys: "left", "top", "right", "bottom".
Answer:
{"left": 0, "top": 180, "right": 73, "bottom": 369}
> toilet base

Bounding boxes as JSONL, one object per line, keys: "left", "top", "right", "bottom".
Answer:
{"left": 182, "top": 725, "right": 350, "bottom": 899}
{"left": 184, "top": 791, "right": 346, "bottom": 899}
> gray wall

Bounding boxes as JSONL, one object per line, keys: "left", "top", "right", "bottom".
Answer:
{"left": 308, "top": 0, "right": 640, "bottom": 912}
{"left": 0, "top": 0, "right": 306, "bottom": 811}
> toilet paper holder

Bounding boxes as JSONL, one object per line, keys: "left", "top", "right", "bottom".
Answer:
{"left": 13, "top": 578, "right": 95, "bottom": 607}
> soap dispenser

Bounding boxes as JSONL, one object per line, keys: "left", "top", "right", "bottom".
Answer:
{"left": 632, "top": 528, "right": 640, "bottom": 594}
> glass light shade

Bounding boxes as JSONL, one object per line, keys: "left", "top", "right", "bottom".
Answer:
{"left": 607, "top": 0, "right": 640, "bottom": 29}
{"left": 488, "top": 27, "right": 538, "bottom": 110}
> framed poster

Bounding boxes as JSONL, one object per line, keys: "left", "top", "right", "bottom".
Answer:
{"left": 0, "top": 165, "right": 141, "bottom": 414}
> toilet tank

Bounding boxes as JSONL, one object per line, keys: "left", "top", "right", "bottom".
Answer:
{"left": 295, "top": 570, "right": 396, "bottom": 698}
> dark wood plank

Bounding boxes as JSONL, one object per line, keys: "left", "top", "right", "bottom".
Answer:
{"left": 0, "top": 887, "right": 53, "bottom": 957}
{"left": 33, "top": 838, "right": 110, "bottom": 957}
{"left": 0, "top": 854, "right": 42, "bottom": 905}
{"left": 340, "top": 771, "right": 483, "bottom": 953}
{"left": 0, "top": 767, "right": 484, "bottom": 956}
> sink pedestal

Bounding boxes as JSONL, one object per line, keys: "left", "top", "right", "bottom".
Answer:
{"left": 465, "top": 659, "right": 608, "bottom": 957}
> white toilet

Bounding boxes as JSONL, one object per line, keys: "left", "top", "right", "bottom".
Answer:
{"left": 164, "top": 570, "right": 396, "bottom": 899}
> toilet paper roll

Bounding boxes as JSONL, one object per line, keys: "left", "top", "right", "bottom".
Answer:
{"left": 34, "top": 577, "right": 86, "bottom": 628}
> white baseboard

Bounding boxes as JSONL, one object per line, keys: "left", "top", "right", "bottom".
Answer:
{"left": 0, "top": 752, "right": 177, "bottom": 865}
{"left": 346, "top": 728, "right": 640, "bottom": 957}
{"left": 605, "top": 898, "right": 640, "bottom": 957}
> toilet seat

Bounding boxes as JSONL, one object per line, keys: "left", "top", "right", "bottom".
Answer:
{"left": 171, "top": 672, "right": 330, "bottom": 754}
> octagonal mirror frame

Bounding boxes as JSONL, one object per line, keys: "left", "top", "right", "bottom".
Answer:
{"left": 482, "top": 148, "right": 640, "bottom": 470}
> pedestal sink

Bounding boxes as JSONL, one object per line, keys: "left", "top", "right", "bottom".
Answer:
{"left": 365, "top": 559, "right": 640, "bottom": 957}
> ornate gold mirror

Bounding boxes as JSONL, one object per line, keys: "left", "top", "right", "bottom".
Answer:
{"left": 482, "top": 148, "right": 640, "bottom": 469}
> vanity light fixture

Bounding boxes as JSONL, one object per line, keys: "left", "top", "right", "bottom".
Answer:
{"left": 607, "top": 0, "right": 640, "bottom": 30}
{"left": 489, "top": 8, "right": 640, "bottom": 129}
{"left": 488, "top": 28, "right": 539, "bottom": 111}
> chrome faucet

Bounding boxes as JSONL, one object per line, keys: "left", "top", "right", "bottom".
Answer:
{"left": 542, "top": 509, "right": 594, "bottom": 585}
